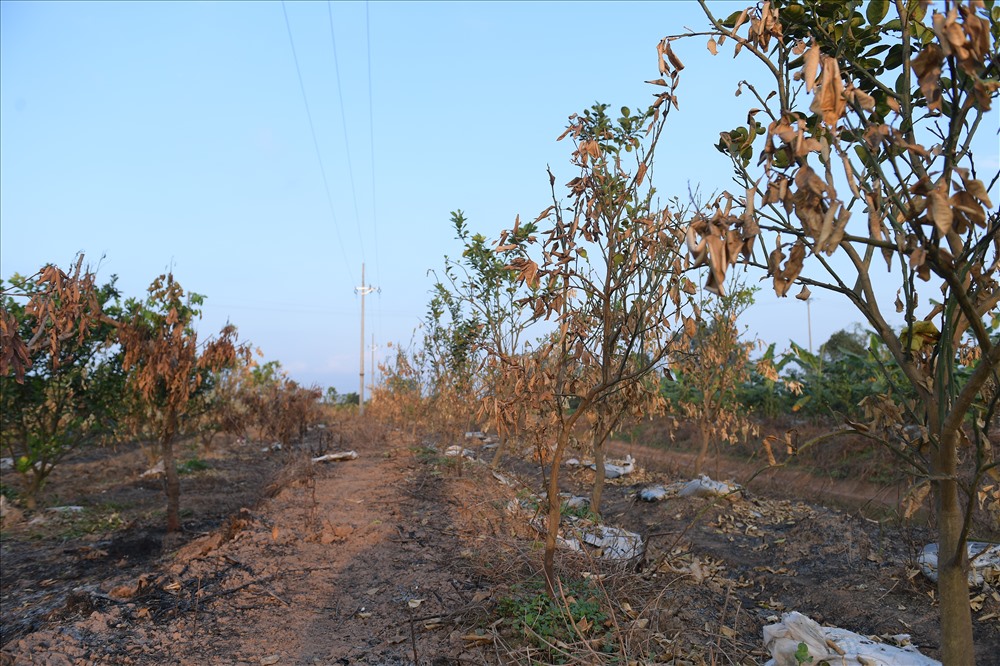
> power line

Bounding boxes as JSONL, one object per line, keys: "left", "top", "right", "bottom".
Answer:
{"left": 326, "top": 0, "right": 366, "bottom": 262}
{"left": 280, "top": 0, "right": 355, "bottom": 286}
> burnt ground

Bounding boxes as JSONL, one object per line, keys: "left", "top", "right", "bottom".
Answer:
{"left": 1, "top": 420, "right": 998, "bottom": 665}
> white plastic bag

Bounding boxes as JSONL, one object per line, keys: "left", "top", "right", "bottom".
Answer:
{"left": 639, "top": 485, "right": 669, "bottom": 502}
{"left": 917, "top": 541, "right": 1000, "bottom": 587}
{"left": 678, "top": 474, "right": 743, "bottom": 500}
{"left": 578, "top": 524, "right": 644, "bottom": 560}
{"left": 587, "top": 454, "right": 636, "bottom": 479}
{"left": 763, "top": 612, "right": 939, "bottom": 666}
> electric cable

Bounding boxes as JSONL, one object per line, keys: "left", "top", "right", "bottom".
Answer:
{"left": 280, "top": 0, "right": 356, "bottom": 286}
{"left": 326, "top": 1, "right": 366, "bottom": 261}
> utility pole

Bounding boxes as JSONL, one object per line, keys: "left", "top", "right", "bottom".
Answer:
{"left": 356, "top": 263, "right": 377, "bottom": 415}
{"left": 804, "top": 298, "right": 812, "bottom": 354}
{"left": 370, "top": 334, "right": 377, "bottom": 395}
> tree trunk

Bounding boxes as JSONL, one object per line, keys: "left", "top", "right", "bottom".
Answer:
{"left": 23, "top": 460, "right": 49, "bottom": 509}
{"left": 590, "top": 425, "right": 606, "bottom": 517}
{"left": 543, "top": 427, "right": 574, "bottom": 598}
{"left": 694, "top": 416, "right": 710, "bottom": 477}
{"left": 935, "top": 427, "right": 974, "bottom": 665}
{"left": 161, "top": 408, "right": 181, "bottom": 533}
{"left": 23, "top": 480, "right": 39, "bottom": 510}
{"left": 490, "top": 434, "right": 509, "bottom": 469}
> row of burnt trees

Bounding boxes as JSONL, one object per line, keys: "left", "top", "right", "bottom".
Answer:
{"left": 0, "top": 263, "right": 321, "bottom": 531}
{"left": 377, "top": 1, "right": 998, "bottom": 662}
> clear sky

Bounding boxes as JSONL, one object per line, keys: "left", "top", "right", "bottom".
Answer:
{"left": 2, "top": 1, "right": 997, "bottom": 394}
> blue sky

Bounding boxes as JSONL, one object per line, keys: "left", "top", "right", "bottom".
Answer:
{"left": 2, "top": 1, "right": 997, "bottom": 393}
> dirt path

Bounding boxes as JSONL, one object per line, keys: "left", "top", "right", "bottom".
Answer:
{"left": 3, "top": 429, "right": 998, "bottom": 665}
{"left": 2, "top": 435, "right": 494, "bottom": 665}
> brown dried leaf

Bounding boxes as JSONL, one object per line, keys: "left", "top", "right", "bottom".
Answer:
{"left": 762, "top": 435, "right": 778, "bottom": 466}
{"left": 803, "top": 42, "right": 820, "bottom": 93}
{"left": 816, "top": 200, "right": 839, "bottom": 251}
{"left": 663, "top": 40, "right": 684, "bottom": 71}
{"left": 910, "top": 247, "right": 930, "bottom": 281}
{"left": 684, "top": 316, "right": 697, "bottom": 339}
{"left": 705, "top": 234, "right": 729, "bottom": 296}
{"left": 657, "top": 39, "right": 684, "bottom": 74}
{"left": 636, "top": 162, "right": 648, "bottom": 187}
{"left": 824, "top": 205, "right": 851, "bottom": 253}
{"left": 811, "top": 56, "right": 846, "bottom": 126}
{"left": 731, "top": 7, "right": 750, "bottom": 34}
{"left": 928, "top": 183, "right": 953, "bottom": 235}
{"left": 934, "top": 7, "right": 969, "bottom": 60}
{"left": 911, "top": 44, "right": 944, "bottom": 113}
{"left": 950, "top": 190, "right": 985, "bottom": 231}
{"left": 795, "top": 165, "right": 827, "bottom": 196}
{"left": 847, "top": 85, "right": 876, "bottom": 111}
{"left": 957, "top": 172, "right": 993, "bottom": 208}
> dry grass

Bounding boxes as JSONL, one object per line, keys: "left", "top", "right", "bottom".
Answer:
{"left": 441, "top": 456, "right": 763, "bottom": 666}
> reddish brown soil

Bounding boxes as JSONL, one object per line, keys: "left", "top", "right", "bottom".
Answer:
{"left": 2, "top": 428, "right": 499, "bottom": 665}
{"left": 2, "top": 422, "right": 998, "bottom": 665}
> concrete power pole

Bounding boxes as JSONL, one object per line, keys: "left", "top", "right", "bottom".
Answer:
{"left": 356, "top": 263, "right": 377, "bottom": 415}
{"left": 806, "top": 297, "right": 813, "bottom": 355}
{"left": 370, "top": 334, "right": 377, "bottom": 396}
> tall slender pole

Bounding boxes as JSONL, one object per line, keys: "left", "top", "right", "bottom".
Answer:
{"left": 804, "top": 298, "right": 812, "bottom": 354}
{"left": 356, "top": 263, "right": 378, "bottom": 415}
{"left": 359, "top": 263, "right": 365, "bottom": 414}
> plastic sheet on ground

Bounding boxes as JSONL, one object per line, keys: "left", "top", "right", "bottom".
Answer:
{"left": 491, "top": 470, "right": 513, "bottom": 486}
{"left": 576, "top": 523, "right": 644, "bottom": 560}
{"left": 587, "top": 455, "right": 636, "bottom": 479}
{"left": 464, "top": 431, "right": 487, "bottom": 440}
{"left": 0, "top": 495, "right": 24, "bottom": 526}
{"left": 564, "top": 496, "right": 590, "bottom": 510}
{"left": 639, "top": 485, "right": 669, "bottom": 502}
{"left": 311, "top": 451, "right": 359, "bottom": 463}
{"left": 678, "top": 474, "right": 743, "bottom": 500}
{"left": 510, "top": 491, "right": 643, "bottom": 561}
{"left": 763, "top": 611, "right": 940, "bottom": 666}
{"left": 140, "top": 460, "right": 165, "bottom": 478}
{"left": 444, "top": 445, "right": 476, "bottom": 459}
{"left": 917, "top": 541, "right": 1000, "bottom": 587}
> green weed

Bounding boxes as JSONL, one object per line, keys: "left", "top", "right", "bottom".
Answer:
{"left": 495, "top": 576, "right": 610, "bottom": 661}
{"left": 561, "top": 501, "right": 599, "bottom": 522}
{"left": 57, "top": 505, "right": 126, "bottom": 538}
{"left": 177, "top": 458, "right": 210, "bottom": 475}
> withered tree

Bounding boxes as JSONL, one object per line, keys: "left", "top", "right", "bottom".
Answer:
{"left": 119, "top": 273, "right": 251, "bottom": 532}
{"left": 501, "top": 91, "right": 688, "bottom": 593}
{"left": 665, "top": 276, "right": 759, "bottom": 476}
{"left": 0, "top": 255, "right": 122, "bottom": 505}
{"left": 670, "top": 2, "right": 998, "bottom": 661}
{"left": 435, "top": 211, "right": 537, "bottom": 466}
